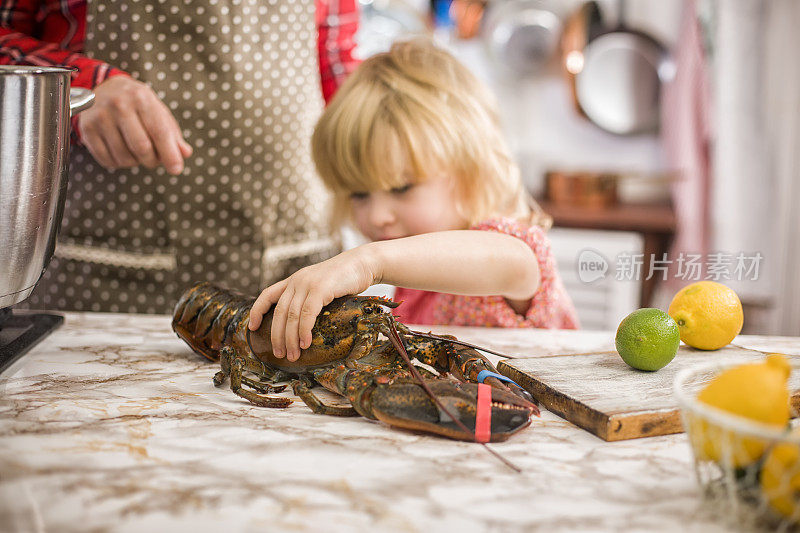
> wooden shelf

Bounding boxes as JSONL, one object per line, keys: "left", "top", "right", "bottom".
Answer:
{"left": 537, "top": 200, "right": 676, "bottom": 233}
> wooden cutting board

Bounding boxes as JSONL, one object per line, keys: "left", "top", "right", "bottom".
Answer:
{"left": 497, "top": 346, "right": 800, "bottom": 442}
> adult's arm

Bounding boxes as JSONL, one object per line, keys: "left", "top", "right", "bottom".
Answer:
{"left": 0, "top": 0, "right": 127, "bottom": 90}
{"left": 0, "top": 0, "right": 191, "bottom": 173}
{"left": 316, "top": 0, "right": 360, "bottom": 103}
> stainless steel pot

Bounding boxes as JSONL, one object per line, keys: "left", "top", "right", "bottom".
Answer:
{"left": 484, "top": 0, "right": 562, "bottom": 77}
{"left": 0, "top": 66, "right": 94, "bottom": 308}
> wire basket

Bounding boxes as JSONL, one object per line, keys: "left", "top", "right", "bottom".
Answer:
{"left": 674, "top": 361, "right": 799, "bottom": 532}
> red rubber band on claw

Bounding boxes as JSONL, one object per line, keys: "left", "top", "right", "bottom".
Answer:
{"left": 475, "top": 383, "right": 492, "bottom": 443}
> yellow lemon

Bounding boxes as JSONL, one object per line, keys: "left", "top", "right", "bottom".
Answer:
{"left": 761, "top": 432, "right": 800, "bottom": 523}
{"left": 668, "top": 281, "right": 743, "bottom": 350}
{"left": 691, "top": 354, "right": 791, "bottom": 468}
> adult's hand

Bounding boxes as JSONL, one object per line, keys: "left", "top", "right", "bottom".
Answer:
{"left": 77, "top": 76, "right": 193, "bottom": 175}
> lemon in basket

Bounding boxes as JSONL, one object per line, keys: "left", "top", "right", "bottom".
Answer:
{"left": 761, "top": 432, "right": 800, "bottom": 522}
{"left": 692, "top": 354, "right": 791, "bottom": 467}
{"left": 668, "top": 281, "right": 743, "bottom": 350}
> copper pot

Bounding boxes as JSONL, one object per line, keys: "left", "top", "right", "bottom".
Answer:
{"left": 545, "top": 171, "right": 618, "bottom": 209}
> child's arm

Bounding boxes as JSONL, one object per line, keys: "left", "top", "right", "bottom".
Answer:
{"left": 249, "top": 230, "right": 540, "bottom": 361}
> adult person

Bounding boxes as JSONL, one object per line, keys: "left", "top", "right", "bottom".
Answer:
{"left": 1, "top": 0, "right": 359, "bottom": 313}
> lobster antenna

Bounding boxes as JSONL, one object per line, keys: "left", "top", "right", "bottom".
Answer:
{"left": 405, "top": 329, "right": 514, "bottom": 359}
{"left": 385, "top": 321, "right": 522, "bottom": 474}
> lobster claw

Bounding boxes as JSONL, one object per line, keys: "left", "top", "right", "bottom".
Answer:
{"left": 368, "top": 380, "right": 535, "bottom": 442}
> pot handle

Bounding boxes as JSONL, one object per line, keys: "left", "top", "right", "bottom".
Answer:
{"left": 69, "top": 87, "right": 95, "bottom": 116}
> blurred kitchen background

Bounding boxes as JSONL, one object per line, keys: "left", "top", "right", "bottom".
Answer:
{"left": 350, "top": 0, "right": 800, "bottom": 336}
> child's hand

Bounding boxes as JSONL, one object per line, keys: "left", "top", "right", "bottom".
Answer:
{"left": 248, "top": 246, "right": 379, "bottom": 362}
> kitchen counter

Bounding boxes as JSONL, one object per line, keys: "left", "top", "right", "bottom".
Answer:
{"left": 1, "top": 313, "right": 795, "bottom": 532}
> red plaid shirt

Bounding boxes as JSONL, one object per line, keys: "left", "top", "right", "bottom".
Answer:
{"left": 0, "top": 0, "right": 359, "bottom": 103}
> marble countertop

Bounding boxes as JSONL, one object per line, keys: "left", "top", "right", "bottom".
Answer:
{"left": 1, "top": 312, "right": 794, "bottom": 532}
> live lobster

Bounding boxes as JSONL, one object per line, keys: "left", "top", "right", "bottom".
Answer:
{"left": 172, "top": 283, "right": 537, "bottom": 443}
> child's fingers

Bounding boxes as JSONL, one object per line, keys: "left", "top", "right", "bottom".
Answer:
{"left": 249, "top": 295, "right": 271, "bottom": 331}
{"left": 284, "top": 292, "right": 305, "bottom": 362}
{"left": 298, "top": 295, "right": 324, "bottom": 351}
{"left": 249, "top": 280, "right": 288, "bottom": 330}
{"left": 270, "top": 287, "right": 295, "bottom": 359}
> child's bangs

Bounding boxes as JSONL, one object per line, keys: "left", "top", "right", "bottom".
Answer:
{"left": 351, "top": 110, "right": 451, "bottom": 192}
{"left": 378, "top": 103, "right": 454, "bottom": 186}
{"left": 358, "top": 121, "right": 412, "bottom": 191}
{"left": 318, "top": 106, "right": 415, "bottom": 194}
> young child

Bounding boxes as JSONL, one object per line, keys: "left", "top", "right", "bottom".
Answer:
{"left": 249, "top": 39, "right": 579, "bottom": 362}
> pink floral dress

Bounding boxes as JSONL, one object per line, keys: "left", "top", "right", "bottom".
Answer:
{"left": 393, "top": 217, "right": 579, "bottom": 329}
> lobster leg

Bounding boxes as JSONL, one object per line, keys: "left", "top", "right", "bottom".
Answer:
{"left": 292, "top": 378, "right": 358, "bottom": 416}
{"left": 213, "top": 347, "right": 267, "bottom": 389}
{"left": 216, "top": 347, "right": 292, "bottom": 408}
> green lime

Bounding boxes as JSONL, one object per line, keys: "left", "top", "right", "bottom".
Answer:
{"left": 615, "top": 308, "right": 680, "bottom": 371}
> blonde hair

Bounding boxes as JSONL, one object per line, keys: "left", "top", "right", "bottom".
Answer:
{"left": 311, "top": 39, "right": 551, "bottom": 229}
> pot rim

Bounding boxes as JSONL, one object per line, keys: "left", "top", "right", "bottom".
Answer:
{"left": 0, "top": 65, "right": 76, "bottom": 75}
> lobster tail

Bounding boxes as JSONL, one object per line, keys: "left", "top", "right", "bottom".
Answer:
{"left": 172, "top": 283, "right": 252, "bottom": 361}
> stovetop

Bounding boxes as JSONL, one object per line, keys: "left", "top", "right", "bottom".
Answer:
{"left": 0, "top": 309, "right": 63, "bottom": 374}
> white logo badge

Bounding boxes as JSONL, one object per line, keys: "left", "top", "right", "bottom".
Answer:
{"left": 577, "top": 249, "right": 609, "bottom": 283}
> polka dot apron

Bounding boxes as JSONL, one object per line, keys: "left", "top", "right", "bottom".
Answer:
{"left": 24, "top": 0, "right": 339, "bottom": 313}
